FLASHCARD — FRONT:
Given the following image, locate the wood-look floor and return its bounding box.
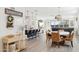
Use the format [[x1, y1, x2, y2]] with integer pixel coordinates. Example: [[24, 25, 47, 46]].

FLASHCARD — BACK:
[[22, 33, 79, 52]]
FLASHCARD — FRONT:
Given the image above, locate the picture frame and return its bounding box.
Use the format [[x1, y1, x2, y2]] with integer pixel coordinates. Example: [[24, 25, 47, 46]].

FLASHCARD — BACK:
[[6, 16, 14, 28], [5, 8, 23, 17]]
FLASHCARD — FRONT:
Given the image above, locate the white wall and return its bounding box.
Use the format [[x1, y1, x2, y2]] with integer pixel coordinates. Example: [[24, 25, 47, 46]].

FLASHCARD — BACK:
[[0, 7, 26, 36]]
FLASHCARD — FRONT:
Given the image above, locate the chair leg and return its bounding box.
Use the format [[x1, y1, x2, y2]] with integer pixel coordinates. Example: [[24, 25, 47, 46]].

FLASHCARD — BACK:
[[46, 38, 48, 44], [71, 41, 73, 47], [46, 38, 50, 43], [51, 41, 54, 46], [46, 38, 50, 47], [58, 42, 60, 48]]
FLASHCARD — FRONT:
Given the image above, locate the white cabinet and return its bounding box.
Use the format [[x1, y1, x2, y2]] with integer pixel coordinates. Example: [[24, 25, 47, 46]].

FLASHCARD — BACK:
[[51, 20, 74, 28]]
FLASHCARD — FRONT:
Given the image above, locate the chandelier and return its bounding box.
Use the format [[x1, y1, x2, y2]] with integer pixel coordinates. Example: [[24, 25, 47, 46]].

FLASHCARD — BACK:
[[55, 14, 62, 20], [55, 7, 62, 20]]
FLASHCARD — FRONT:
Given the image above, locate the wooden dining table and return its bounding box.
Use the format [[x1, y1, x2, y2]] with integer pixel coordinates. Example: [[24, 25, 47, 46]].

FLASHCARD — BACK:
[[59, 31, 70, 46], [51, 31, 70, 47], [47, 31, 71, 47], [59, 31, 69, 36]]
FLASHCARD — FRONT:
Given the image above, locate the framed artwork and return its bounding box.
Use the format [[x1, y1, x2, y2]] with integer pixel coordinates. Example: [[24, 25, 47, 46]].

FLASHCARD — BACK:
[[6, 16, 14, 28]]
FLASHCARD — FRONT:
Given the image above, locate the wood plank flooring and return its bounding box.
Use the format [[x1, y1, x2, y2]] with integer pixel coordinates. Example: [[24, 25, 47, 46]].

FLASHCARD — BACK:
[[22, 33, 79, 52]]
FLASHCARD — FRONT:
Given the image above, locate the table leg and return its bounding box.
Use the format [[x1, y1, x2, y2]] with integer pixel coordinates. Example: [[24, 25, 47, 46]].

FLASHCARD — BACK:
[[60, 40, 69, 47], [7, 43, 9, 52]]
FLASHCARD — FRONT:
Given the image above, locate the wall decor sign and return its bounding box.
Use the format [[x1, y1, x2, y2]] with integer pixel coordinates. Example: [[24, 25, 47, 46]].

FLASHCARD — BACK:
[[7, 16, 14, 28], [5, 8, 23, 17]]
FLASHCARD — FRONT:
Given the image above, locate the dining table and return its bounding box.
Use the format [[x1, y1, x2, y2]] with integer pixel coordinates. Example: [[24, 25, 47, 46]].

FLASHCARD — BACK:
[[59, 31, 69, 36], [59, 31, 70, 47]]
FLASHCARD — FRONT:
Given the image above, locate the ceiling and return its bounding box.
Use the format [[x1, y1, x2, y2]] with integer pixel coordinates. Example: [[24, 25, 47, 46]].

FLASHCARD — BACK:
[[25, 7, 78, 17]]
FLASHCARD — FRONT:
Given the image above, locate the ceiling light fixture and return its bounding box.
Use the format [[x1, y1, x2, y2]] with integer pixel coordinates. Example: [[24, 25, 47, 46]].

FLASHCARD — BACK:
[[55, 7, 62, 20]]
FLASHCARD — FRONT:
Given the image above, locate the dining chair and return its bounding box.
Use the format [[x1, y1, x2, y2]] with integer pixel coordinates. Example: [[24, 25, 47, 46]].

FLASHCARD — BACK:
[[46, 32, 52, 43], [64, 32, 74, 47], [51, 31, 63, 48], [46, 32, 52, 47]]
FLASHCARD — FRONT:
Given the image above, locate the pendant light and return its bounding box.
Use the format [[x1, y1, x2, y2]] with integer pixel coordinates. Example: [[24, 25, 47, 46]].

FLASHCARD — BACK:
[[55, 7, 62, 20]]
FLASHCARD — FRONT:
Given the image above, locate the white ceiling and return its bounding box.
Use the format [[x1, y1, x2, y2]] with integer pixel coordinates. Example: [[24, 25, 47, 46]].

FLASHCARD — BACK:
[[25, 7, 78, 17]]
